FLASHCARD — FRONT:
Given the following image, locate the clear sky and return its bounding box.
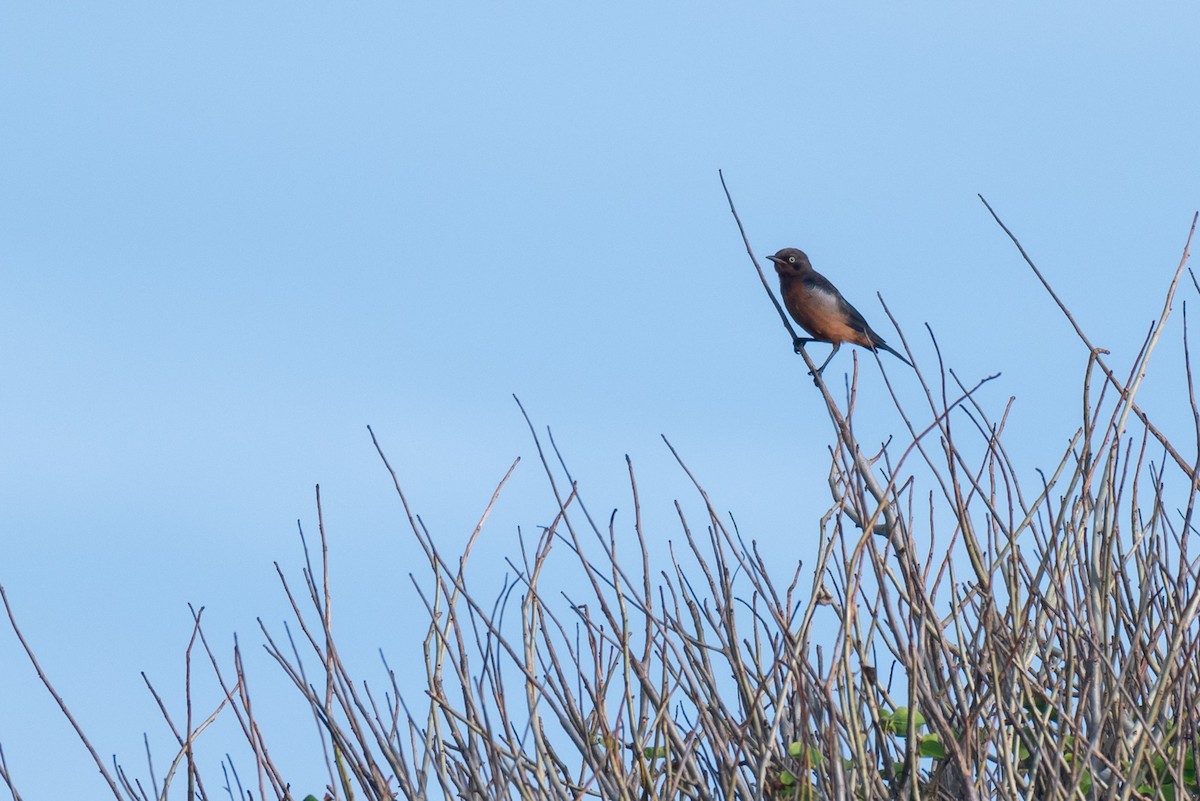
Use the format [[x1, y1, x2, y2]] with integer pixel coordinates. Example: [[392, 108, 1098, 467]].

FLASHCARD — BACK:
[[2, 3, 1198, 798]]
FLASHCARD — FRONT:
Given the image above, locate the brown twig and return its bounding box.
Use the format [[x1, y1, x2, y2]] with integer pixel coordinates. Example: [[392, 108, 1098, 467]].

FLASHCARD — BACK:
[[0, 584, 125, 800], [980, 195, 1198, 485]]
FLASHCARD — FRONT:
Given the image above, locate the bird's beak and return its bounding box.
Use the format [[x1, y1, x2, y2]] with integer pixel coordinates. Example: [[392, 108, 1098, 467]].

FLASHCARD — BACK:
[[766, 255, 783, 265]]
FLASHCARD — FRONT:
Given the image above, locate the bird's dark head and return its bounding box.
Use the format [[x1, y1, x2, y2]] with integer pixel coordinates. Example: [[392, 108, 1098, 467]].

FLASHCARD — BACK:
[[767, 248, 812, 276]]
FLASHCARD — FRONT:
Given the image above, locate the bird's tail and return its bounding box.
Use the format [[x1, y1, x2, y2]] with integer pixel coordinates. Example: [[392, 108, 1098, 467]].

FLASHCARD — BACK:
[[875, 342, 913, 368]]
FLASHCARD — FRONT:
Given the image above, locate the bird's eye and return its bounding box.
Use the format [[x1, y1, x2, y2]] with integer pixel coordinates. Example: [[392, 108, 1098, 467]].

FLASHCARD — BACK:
[[788, 255, 797, 263]]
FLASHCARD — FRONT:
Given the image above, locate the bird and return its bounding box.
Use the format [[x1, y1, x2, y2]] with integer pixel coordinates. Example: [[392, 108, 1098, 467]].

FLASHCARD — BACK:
[[766, 247, 912, 376]]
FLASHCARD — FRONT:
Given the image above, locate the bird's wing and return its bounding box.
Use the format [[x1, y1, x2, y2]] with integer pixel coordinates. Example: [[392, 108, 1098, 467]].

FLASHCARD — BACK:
[[803, 273, 875, 337], [802, 270, 909, 364]]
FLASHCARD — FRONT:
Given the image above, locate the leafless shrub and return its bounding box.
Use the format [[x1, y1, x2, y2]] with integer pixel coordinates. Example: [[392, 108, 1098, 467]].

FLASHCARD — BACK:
[[2, 194, 1198, 801]]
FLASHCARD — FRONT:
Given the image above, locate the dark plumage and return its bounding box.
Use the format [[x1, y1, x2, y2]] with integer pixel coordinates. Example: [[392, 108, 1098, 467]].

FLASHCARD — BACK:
[[767, 247, 911, 375]]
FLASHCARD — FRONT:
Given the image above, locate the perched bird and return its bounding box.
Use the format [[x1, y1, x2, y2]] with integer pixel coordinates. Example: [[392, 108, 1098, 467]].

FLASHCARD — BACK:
[[767, 247, 912, 376]]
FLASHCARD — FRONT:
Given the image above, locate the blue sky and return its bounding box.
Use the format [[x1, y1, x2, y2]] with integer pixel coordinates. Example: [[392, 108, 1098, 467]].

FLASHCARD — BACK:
[[2, 3, 1199, 798]]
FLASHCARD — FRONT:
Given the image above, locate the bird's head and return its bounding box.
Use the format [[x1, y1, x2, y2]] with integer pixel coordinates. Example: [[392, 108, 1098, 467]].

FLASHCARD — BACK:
[[767, 248, 812, 276]]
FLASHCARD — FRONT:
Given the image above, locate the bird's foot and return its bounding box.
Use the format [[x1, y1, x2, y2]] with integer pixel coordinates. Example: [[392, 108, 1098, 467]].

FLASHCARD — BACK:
[[792, 336, 813, 354]]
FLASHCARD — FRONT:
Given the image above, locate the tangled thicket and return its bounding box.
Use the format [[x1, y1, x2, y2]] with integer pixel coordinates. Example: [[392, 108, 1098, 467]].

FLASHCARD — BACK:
[[2, 200, 1198, 801]]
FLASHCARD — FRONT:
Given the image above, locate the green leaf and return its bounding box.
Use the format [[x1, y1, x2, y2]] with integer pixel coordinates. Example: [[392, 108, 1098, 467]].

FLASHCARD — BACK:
[[1012, 732, 1031, 762], [883, 707, 926, 735], [919, 734, 947, 759], [642, 746, 669, 759], [1142, 783, 1176, 801], [591, 733, 618, 750], [786, 742, 824, 764], [1022, 689, 1058, 721], [779, 770, 796, 786]]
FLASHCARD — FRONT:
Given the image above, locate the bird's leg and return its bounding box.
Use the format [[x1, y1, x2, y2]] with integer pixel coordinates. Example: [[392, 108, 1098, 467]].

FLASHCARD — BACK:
[[810, 343, 841, 376], [792, 336, 815, 354]]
